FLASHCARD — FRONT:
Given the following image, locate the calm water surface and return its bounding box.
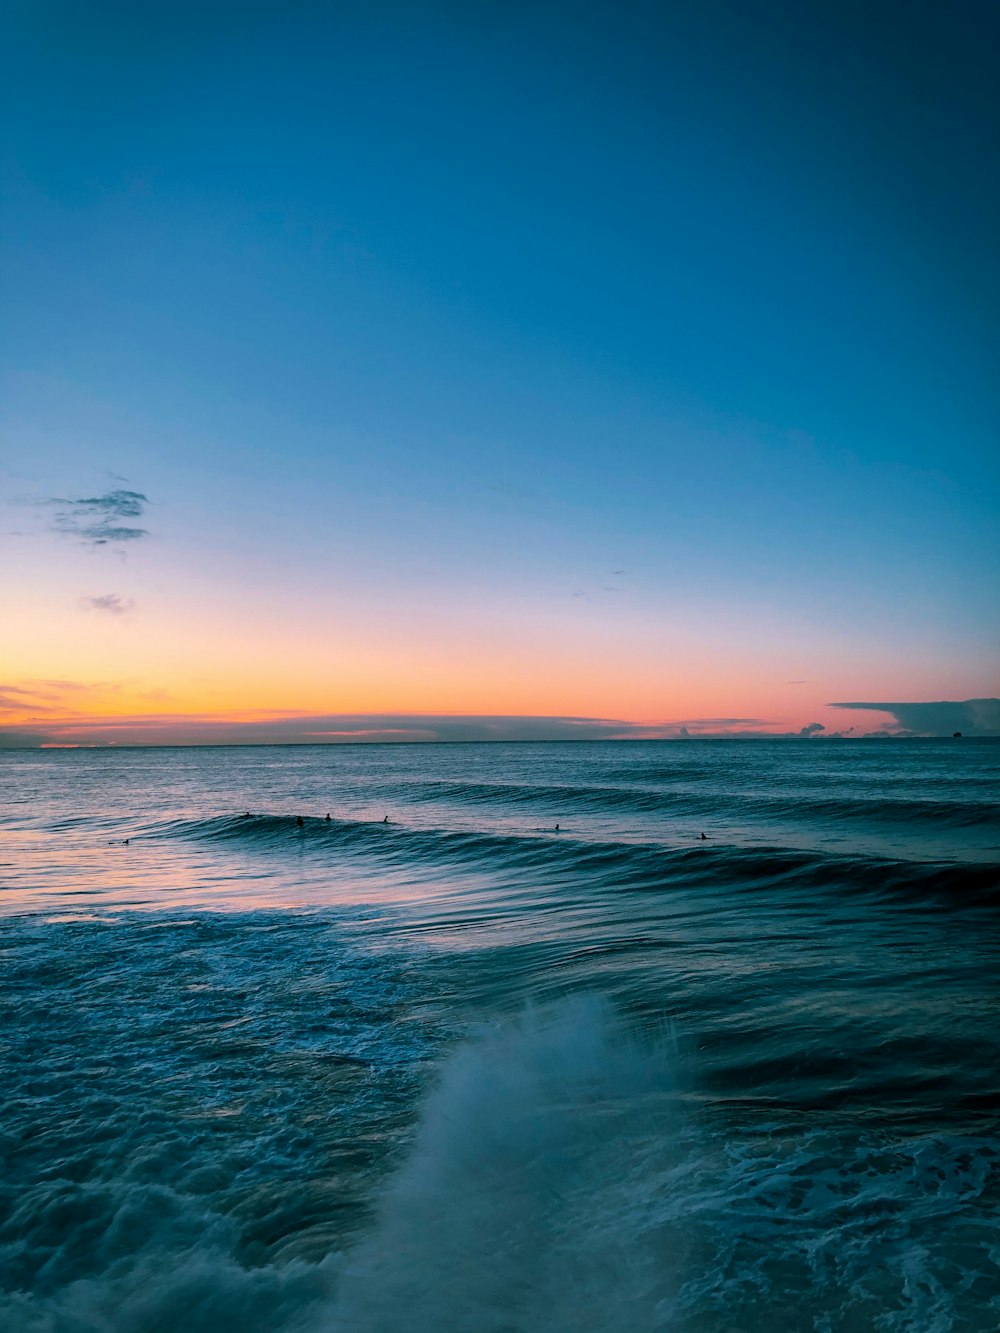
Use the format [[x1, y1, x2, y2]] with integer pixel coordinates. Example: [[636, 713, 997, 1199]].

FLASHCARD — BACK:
[[1, 740, 998, 1331]]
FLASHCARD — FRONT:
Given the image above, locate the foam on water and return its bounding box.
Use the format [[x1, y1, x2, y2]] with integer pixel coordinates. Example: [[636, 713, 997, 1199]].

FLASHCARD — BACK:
[[331, 997, 683, 1331], [1, 742, 998, 1329], [4, 983, 996, 1332], [330, 1001, 1000, 1333]]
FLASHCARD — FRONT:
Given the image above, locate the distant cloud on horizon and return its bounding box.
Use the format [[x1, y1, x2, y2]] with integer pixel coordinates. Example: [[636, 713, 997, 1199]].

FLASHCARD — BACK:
[[0, 711, 645, 748], [0, 708, 846, 748], [830, 698, 1000, 736], [3, 690, 997, 748]]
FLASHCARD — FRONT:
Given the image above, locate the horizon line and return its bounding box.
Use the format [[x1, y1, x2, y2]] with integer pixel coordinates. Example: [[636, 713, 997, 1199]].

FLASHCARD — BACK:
[[5, 735, 989, 753]]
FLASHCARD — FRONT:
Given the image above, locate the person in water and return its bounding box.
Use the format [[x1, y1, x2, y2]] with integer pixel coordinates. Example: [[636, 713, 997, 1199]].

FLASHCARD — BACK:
[[555, 823, 560, 831], [325, 813, 331, 821], [383, 815, 389, 823], [699, 832, 707, 840], [296, 816, 304, 828]]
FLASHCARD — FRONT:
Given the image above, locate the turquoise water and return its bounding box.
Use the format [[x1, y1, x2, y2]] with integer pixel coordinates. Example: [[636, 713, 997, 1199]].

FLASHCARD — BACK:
[[1, 740, 998, 1330]]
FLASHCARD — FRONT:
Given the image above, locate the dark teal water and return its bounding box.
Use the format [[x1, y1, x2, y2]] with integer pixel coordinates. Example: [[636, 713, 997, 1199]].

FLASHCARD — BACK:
[[1, 740, 998, 1330]]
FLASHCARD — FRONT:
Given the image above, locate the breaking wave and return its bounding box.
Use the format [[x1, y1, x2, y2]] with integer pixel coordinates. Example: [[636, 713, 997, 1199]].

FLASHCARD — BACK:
[[2, 741, 998, 1330], [4, 994, 997, 1332]]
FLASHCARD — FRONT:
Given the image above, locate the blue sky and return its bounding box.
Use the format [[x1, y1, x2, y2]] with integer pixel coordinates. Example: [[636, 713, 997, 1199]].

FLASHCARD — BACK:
[[2, 1, 998, 742]]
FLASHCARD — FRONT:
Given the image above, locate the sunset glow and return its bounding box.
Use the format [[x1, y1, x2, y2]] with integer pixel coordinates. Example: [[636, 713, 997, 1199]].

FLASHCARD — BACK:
[[2, 3, 997, 744]]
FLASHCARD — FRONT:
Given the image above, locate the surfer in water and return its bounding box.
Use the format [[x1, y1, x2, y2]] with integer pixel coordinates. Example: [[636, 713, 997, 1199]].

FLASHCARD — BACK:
[[382, 815, 390, 824], [699, 832, 707, 840], [295, 816, 304, 829], [325, 813, 331, 821]]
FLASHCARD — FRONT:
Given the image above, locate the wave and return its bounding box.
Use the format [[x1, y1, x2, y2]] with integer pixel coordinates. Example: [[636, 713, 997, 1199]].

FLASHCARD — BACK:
[[151, 813, 1000, 906], [329, 1000, 1000, 1332], [362, 778, 1000, 829], [9, 998, 990, 1331], [330, 998, 684, 1331]]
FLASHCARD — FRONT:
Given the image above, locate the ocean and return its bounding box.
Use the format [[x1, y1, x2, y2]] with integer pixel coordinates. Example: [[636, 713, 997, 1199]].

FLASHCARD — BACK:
[[1, 738, 998, 1331]]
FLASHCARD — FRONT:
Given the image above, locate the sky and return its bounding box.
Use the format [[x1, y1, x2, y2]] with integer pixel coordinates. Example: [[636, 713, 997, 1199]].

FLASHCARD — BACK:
[[2, 0, 998, 745]]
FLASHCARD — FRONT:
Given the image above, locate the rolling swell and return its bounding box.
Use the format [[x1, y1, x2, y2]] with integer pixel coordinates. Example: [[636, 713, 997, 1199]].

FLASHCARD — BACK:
[[339, 778, 1000, 829], [162, 813, 1000, 906]]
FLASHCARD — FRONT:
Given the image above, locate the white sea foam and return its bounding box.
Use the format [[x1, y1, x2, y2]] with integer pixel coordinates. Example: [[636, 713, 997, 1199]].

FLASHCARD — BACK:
[[329, 997, 684, 1332], [326, 998, 1000, 1332], [2, 989, 997, 1331]]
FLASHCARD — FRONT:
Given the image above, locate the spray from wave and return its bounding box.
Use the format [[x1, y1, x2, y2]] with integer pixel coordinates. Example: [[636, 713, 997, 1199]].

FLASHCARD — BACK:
[[2, 980, 997, 1332], [329, 997, 684, 1332], [326, 1001, 999, 1333]]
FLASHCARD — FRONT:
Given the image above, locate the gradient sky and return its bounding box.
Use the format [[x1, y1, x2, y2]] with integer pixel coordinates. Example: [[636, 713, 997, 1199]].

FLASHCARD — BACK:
[[2, 0, 998, 744]]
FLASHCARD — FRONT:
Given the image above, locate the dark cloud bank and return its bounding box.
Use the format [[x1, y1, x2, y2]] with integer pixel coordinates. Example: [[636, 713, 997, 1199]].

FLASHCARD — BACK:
[[831, 699, 1000, 737], [2, 714, 648, 748], [1, 702, 997, 748]]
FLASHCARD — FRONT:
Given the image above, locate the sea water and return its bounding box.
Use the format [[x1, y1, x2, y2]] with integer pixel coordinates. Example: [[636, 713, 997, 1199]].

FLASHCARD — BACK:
[[1, 739, 998, 1331]]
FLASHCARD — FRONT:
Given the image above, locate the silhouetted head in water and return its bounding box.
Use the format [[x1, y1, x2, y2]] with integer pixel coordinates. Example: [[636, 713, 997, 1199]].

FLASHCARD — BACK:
[[296, 816, 304, 828], [699, 832, 707, 840], [383, 815, 389, 823], [555, 823, 560, 831], [325, 813, 331, 821]]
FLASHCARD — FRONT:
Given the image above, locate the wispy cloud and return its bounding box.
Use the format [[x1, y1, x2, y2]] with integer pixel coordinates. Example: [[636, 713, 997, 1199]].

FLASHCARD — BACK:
[[32, 489, 150, 546], [0, 679, 121, 720], [82, 594, 135, 616], [569, 570, 629, 601], [0, 690, 43, 714], [830, 699, 1000, 736]]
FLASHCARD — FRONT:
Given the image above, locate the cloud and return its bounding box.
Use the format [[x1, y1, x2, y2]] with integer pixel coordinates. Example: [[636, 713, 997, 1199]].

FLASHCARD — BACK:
[[14, 696, 989, 748], [256, 714, 644, 744], [0, 711, 645, 748], [0, 729, 48, 748], [35, 490, 150, 546], [0, 707, 793, 748], [830, 699, 1000, 736], [0, 679, 122, 722], [0, 690, 40, 714], [0, 681, 66, 715], [82, 594, 135, 616], [0, 687, 45, 709]]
